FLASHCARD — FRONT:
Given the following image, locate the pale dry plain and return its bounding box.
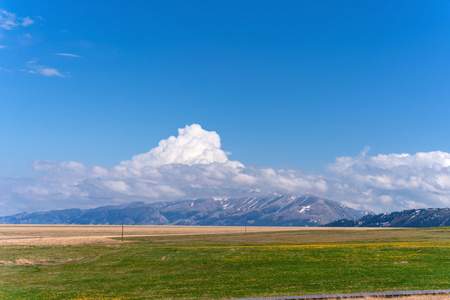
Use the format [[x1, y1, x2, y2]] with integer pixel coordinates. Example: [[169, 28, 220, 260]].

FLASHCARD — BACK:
[[0, 225, 386, 246], [1, 225, 448, 300]]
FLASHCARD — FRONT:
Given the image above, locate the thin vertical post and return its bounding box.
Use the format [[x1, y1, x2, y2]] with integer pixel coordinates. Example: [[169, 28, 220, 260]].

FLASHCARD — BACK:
[[122, 225, 124, 242]]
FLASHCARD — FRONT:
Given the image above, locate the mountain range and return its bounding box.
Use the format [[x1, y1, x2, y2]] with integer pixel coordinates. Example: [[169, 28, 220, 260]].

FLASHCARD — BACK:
[[324, 208, 450, 227], [0, 194, 370, 226]]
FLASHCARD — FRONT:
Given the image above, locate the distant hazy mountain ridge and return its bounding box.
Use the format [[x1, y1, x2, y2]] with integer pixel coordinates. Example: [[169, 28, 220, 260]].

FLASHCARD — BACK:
[[324, 208, 450, 227], [0, 194, 369, 226]]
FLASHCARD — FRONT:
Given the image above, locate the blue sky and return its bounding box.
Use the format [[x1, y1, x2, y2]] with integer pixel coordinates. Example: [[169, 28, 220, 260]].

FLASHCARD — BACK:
[[1, 1, 450, 215]]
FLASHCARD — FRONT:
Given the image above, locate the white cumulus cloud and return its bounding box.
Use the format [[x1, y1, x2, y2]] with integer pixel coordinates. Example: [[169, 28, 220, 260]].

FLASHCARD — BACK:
[[120, 124, 232, 169]]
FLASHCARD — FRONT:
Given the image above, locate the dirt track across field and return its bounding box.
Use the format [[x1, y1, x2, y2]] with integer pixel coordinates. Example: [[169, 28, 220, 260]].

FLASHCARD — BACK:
[[0, 225, 389, 246], [329, 296, 449, 300], [244, 292, 450, 299], [361, 296, 449, 300]]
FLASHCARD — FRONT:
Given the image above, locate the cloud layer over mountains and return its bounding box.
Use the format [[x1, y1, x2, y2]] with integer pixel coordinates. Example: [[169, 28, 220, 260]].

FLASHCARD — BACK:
[[2, 124, 450, 215]]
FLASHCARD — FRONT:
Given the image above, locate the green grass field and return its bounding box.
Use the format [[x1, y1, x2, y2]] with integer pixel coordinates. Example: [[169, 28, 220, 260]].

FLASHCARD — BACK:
[[1, 227, 450, 299]]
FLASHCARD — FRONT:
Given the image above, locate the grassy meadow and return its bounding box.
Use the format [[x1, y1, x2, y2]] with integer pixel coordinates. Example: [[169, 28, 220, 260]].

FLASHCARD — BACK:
[[0, 227, 449, 299]]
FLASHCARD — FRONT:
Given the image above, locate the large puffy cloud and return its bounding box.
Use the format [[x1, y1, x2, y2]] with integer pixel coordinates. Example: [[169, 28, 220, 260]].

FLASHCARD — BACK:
[[119, 124, 233, 169], [2, 124, 450, 216]]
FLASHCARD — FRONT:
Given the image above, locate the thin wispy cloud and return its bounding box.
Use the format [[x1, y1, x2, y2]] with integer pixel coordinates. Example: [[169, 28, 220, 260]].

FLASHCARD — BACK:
[[2, 124, 450, 216], [25, 61, 66, 77], [54, 53, 81, 58], [0, 11, 72, 78], [0, 66, 12, 72], [35, 66, 65, 77], [0, 9, 35, 30], [20, 17, 34, 27]]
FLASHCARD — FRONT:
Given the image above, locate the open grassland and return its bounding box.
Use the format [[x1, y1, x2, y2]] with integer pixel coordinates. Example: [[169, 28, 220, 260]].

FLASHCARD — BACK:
[[0, 226, 449, 299]]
